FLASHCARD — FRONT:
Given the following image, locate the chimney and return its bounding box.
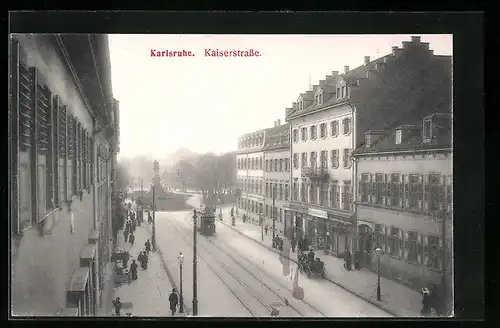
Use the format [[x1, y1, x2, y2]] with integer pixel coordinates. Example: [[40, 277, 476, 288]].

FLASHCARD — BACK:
[[277, 119, 281, 126], [392, 46, 403, 58], [331, 70, 339, 77], [402, 41, 411, 49], [364, 56, 370, 65], [344, 65, 349, 74], [411, 36, 421, 44], [364, 130, 385, 148]]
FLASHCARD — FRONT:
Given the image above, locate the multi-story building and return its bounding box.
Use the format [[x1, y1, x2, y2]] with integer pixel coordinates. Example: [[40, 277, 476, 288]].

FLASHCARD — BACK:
[[285, 36, 452, 263], [263, 120, 290, 235], [236, 129, 265, 218], [9, 34, 118, 316], [353, 112, 452, 304]]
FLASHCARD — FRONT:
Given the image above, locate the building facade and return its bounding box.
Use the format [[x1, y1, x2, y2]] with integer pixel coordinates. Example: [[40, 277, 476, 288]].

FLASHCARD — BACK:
[[263, 120, 290, 235], [236, 130, 265, 219], [353, 112, 452, 301], [284, 36, 451, 266], [9, 34, 118, 316]]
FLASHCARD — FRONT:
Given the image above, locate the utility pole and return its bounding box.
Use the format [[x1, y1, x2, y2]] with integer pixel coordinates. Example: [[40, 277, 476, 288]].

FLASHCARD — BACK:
[[152, 183, 156, 251], [272, 184, 276, 243], [192, 210, 199, 315]]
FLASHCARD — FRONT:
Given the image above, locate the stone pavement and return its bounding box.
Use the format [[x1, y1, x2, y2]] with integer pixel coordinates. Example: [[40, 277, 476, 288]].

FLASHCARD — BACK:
[[221, 206, 423, 317], [107, 211, 186, 317]]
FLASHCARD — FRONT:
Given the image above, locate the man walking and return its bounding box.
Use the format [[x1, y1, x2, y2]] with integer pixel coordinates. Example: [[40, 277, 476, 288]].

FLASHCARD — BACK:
[[169, 288, 179, 316]]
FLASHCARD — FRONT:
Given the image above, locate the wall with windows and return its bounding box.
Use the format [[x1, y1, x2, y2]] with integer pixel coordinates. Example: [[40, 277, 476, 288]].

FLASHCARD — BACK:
[[10, 35, 114, 316], [355, 150, 452, 289], [264, 149, 289, 229], [289, 105, 354, 211]]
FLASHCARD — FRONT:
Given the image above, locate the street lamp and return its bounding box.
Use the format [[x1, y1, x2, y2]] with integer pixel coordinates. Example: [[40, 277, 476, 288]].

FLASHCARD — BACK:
[[178, 252, 184, 313], [374, 247, 383, 301], [192, 210, 199, 315]]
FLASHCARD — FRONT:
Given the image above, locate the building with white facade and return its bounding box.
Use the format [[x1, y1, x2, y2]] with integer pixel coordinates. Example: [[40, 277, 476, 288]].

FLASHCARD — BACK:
[[285, 36, 452, 267], [236, 129, 265, 218], [353, 111, 452, 306], [263, 120, 290, 236]]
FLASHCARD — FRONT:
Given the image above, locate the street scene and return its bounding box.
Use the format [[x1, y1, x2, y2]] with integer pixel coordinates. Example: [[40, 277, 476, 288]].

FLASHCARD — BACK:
[[9, 30, 453, 318]]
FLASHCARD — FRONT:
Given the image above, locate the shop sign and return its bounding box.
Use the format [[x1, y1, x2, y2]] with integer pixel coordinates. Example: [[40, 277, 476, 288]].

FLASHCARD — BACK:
[[309, 208, 327, 219]]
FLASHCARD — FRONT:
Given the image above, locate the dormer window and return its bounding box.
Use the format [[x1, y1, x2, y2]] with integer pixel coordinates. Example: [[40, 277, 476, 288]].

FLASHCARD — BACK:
[[365, 134, 372, 147], [316, 89, 323, 106], [395, 129, 402, 145], [298, 97, 304, 111], [423, 119, 432, 143]]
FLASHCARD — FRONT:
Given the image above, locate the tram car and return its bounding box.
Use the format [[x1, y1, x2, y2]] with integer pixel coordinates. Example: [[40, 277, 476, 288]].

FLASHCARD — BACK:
[[196, 205, 216, 236]]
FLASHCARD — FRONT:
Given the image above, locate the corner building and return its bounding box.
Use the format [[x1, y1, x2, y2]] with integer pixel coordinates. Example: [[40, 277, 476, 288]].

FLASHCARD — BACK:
[[285, 36, 451, 262], [9, 34, 119, 316]]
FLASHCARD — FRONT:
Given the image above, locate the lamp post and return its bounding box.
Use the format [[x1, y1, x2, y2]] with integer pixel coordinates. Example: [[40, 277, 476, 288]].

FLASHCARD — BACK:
[[192, 210, 199, 315], [152, 183, 156, 252], [178, 252, 184, 313], [260, 212, 264, 241], [374, 247, 383, 301]]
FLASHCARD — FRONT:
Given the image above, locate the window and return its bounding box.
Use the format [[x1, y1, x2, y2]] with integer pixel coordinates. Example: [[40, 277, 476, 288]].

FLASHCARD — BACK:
[[316, 90, 323, 105], [260, 157, 263, 170], [293, 129, 298, 142], [265, 160, 269, 171], [301, 153, 307, 168], [285, 158, 289, 172], [375, 174, 384, 205], [320, 123, 327, 138], [342, 182, 352, 210], [310, 183, 317, 204], [342, 117, 352, 135], [293, 182, 298, 201], [390, 173, 400, 206], [423, 119, 432, 142], [331, 183, 340, 208], [408, 174, 422, 209], [310, 125, 317, 140], [301, 127, 307, 141], [298, 100, 304, 111], [395, 130, 402, 144], [67, 115, 75, 197], [320, 182, 328, 206], [343, 149, 352, 168], [427, 173, 445, 212], [285, 184, 289, 201], [279, 184, 283, 200], [407, 231, 418, 263], [260, 180, 263, 195], [293, 154, 299, 169], [320, 151, 328, 168], [446, 175, 453, 212], [388, 227, 401, 257], [38, 85, 55, 214], [330, 149, 339, 168], [336, 88, 340, 99], [274, 159, 278, 172], [301, 182, 307, 203], [279, 159, 283, 172], [270, 159, 273, 172], [360, 174, 370, 202], [330, 121, 339, 137], [374, 224, 385, 249], [426, 235, 441, 270], [310, 152, 317, 168]]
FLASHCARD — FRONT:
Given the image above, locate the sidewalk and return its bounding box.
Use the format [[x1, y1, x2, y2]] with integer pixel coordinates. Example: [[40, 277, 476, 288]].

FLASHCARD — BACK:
[[220, 207, 422, 317], [109, 218, 185, 317]]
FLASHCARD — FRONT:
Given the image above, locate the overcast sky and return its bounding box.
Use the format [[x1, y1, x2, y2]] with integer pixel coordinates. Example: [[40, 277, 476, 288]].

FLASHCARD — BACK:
[[109, 34, 452, 160]]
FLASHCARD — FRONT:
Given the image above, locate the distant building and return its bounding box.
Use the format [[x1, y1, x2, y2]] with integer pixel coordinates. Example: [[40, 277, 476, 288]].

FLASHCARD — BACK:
[[353, 112, 452, 299], [9, 34, 118, 316], [285, 36, 452, 263], [262, 120, 290, 235], [236, 129, 266, 218]]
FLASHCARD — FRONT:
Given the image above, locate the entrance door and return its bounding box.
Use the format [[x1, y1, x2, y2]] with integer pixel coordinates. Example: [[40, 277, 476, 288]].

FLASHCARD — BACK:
[[358, 225, 373, 267]]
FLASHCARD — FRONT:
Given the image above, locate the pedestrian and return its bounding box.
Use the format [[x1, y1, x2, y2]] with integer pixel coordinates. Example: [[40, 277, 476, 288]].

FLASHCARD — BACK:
[[303, 235, 309, 250], [123, 228, 129, 243], [138, 252, 145, 269], [129, 233, 135, 246], [279, 237, 284, 251], [145, 239, 151, 253], [291, 236, 296, 253], [264, 225, 268, 235], [129, 260, 138, 280], [142, 251, 149, 270], [112, 297, 122, 316], [169, 288, 179, 316]]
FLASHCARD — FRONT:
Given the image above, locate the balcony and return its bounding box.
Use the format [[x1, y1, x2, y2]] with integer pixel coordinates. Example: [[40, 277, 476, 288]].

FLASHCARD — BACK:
[[301, 166, 329, 180]]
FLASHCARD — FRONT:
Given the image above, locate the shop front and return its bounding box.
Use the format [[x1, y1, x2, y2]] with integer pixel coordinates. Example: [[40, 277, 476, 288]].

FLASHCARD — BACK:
[[325, 212, 352, 258], [308, 208, 328, 250], [286, 203, 308, 241]]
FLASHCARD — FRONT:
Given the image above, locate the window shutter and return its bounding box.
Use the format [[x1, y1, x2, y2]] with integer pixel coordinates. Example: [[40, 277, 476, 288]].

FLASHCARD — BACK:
[[417, 233, 423, 264], [439, 175, 446, 211], [403, 231, 409, 261], [371, 174, 376, 203], [367, 174, 372, 203], [398, 175, 404, 208], [423, 235, 429, 266], [446, 175, 453, 213], [423, 174, 429, 210], [387, 227, 392, 255], [403, 175, 410, 208], [357, 174, 362, 202], [336, 184, 340, 208]]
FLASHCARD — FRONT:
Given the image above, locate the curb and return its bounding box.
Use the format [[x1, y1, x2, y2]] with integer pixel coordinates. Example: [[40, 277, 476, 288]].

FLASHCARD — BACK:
[[219, 219, 400, 317], [143, 224, 190, 316]]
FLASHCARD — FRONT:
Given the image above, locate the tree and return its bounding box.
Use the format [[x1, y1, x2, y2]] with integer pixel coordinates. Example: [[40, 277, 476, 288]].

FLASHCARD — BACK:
[[116, 161, 132, 191]]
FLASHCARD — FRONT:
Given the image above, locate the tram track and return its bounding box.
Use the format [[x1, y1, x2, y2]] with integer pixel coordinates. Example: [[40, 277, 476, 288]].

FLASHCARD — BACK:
[[168, 214, 327, 317], [164, 217, 288, 317]]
